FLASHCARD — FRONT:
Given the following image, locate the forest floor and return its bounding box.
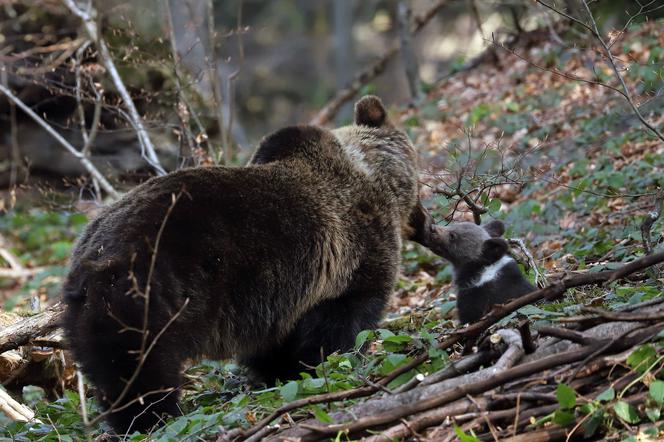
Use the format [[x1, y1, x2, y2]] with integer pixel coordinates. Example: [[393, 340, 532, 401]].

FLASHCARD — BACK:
[[0, 20, 663, 442]]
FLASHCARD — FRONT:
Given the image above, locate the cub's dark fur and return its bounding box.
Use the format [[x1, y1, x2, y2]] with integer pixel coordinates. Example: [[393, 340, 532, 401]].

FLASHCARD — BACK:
[[428, 220, 535, 323], [62, 96, 431, 435]]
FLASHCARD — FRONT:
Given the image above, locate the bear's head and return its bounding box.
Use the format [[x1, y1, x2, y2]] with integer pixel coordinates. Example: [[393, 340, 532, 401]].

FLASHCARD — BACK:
[[332, 96, 423, 240], [428, 220, 509, 267]]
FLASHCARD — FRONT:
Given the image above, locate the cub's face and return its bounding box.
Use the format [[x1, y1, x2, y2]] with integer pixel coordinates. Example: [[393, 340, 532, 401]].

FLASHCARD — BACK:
[[429, 220, 507, 267]]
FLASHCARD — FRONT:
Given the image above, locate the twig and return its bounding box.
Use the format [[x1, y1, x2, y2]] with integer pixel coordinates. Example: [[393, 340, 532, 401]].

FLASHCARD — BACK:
[[242, 424, 279, 442], [579, 307, 664, 322], [507, 238, 548, 288], [420, 351, 496, 387], [0, 60, 22, 187], [61, 0, 168, 175], [310, 0, 451, 125], [580, 0, 664, 142], [517, 320, 536, 354], [535, 325, 598, 346], [76, 369, 89, 426], [0, 83, 119, 199], [435, 186, 487, 224], [0, 238, 25, 273], [74, 40, 103, 200], [227, 382, 381, 440]]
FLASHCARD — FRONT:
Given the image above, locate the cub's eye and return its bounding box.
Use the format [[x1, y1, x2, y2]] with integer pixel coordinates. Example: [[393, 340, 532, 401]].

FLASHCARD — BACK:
[[448, 231, 456, 241]]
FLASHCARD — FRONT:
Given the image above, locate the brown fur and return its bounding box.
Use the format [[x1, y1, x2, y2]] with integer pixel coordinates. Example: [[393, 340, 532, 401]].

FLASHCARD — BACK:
[[62, 96, 430, 435]]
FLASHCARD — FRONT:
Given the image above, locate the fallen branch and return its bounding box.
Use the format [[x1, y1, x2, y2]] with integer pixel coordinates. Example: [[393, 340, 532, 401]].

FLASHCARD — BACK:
[[535, 325, 599, 346], [361, 396, 492, 442], [0, 387, 37, 422], [0, 303, 64, 355], [310, 0, 451, 125], [280, 346, 595, 439], [271, 319, 662, 440]]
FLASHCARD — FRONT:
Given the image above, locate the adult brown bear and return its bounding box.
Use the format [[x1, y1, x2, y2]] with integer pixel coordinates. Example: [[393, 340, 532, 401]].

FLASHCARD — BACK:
[[62, 96, 431, 435]]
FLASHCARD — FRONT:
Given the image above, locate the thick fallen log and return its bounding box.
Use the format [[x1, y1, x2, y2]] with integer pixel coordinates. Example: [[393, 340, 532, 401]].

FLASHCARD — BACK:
[[0, 303, 64, 354]]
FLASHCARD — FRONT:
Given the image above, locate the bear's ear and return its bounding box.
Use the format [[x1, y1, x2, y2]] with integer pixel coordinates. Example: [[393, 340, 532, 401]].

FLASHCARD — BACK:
[[483, 219, 505, 238], [355, 95, 390, 128], [482, 238, 509, 261]]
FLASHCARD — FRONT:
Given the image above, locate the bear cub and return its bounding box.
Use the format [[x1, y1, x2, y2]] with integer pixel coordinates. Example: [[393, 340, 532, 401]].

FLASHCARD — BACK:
[[428, 220, 535, 323]]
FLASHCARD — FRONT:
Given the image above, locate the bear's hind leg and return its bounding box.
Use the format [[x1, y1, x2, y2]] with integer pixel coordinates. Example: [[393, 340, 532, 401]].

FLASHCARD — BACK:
[[242, 261, 393, 383]]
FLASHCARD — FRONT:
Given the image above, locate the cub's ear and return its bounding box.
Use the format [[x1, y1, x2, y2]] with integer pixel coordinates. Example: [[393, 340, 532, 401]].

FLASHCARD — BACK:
[[483, 219, 505, 238], [354, 95, 390, 128], [482, 238, 509, 261]]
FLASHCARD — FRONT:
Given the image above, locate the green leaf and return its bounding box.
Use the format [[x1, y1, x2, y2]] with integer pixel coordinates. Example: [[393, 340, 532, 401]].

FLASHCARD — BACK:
[[487, 198, 502, 214], [280, 381, 298, 402], [505, 101, 520, 112], [613, 401, 640, 424], [467, 103, 492, 126], [454, 425, 481, 442], [646, 407, 661, 423], [383, 334, 412, 351], [354, 330, 372, 349], [626, 345, 657, 373], [387, 370, 417, 389], [649, 380, 664, 404], [383, 335, 412, 344], [582, 412, 603, 438], [556, 383, 576, 409], [310, 405, 333, 423], [596, 387, 615, 402], [553, 409, 575, 426], [377, 329, 395, 339], [302, 378, 326, 393]]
